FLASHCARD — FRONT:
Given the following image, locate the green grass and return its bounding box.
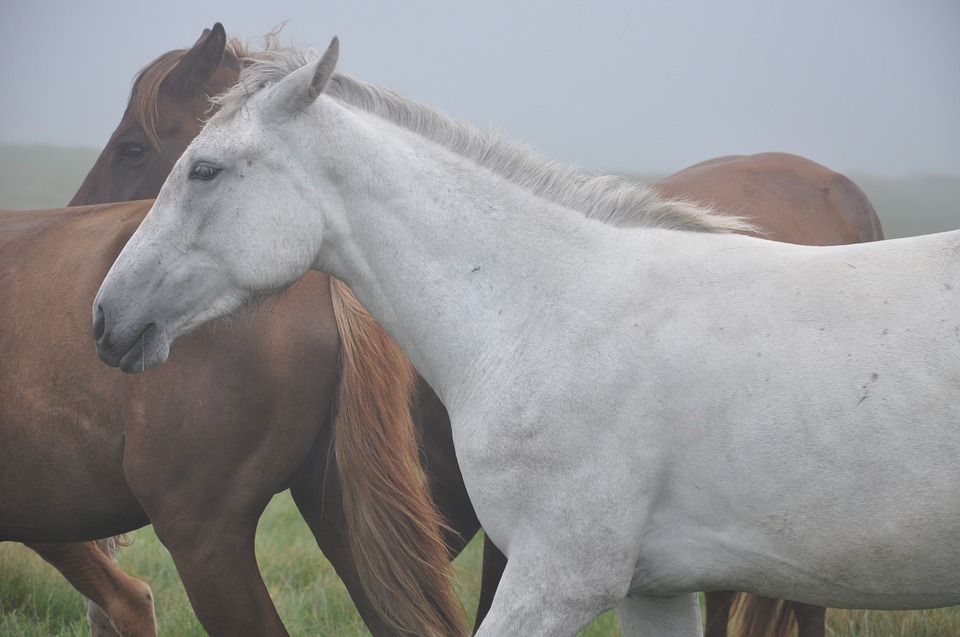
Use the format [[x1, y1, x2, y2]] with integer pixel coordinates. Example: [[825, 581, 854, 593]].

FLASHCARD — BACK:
[[826, 607, 960, 637], [3, 492, 959, 636]]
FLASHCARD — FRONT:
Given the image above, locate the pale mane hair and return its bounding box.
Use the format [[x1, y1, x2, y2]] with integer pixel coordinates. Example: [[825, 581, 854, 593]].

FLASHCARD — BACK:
[[212, 45, 757, 234]]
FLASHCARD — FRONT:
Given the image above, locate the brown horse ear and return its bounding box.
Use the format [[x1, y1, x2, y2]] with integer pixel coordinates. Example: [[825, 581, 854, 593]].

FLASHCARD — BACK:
[[164, 22, 228, 97]]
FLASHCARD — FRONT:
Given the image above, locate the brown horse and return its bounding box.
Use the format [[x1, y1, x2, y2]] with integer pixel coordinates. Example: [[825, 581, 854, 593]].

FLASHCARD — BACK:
[[6, 24, 248, 637], [1, 196, 466, 637], [11, 24, 883, 637], [0, 29, 462, 635], [656, 153, 883, 246]]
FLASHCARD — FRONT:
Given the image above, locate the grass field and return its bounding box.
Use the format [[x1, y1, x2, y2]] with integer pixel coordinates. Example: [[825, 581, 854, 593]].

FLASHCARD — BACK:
[[2, 144, 959, 635], [2, 493, 958, 636]]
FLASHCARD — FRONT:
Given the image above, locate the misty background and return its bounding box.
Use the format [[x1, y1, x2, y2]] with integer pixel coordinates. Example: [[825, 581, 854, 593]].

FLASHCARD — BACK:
[[1, 1, 957, 237], [2, 0, 959, 177]]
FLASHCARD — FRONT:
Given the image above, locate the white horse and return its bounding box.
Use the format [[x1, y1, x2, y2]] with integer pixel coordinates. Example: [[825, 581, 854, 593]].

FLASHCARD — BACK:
[[93, 39, 960, 636]]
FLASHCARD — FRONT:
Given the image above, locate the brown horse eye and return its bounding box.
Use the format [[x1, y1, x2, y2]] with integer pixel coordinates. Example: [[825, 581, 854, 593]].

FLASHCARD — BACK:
[[118, 144, 145, 163]]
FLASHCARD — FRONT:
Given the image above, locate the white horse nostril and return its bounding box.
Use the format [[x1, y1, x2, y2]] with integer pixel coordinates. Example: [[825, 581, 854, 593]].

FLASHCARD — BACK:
[[93, 305, 106, 341]]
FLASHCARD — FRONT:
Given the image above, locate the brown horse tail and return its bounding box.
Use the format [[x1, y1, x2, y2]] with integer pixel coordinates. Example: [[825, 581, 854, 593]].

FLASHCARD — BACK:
[[729, 593, 795, 637], [329, 277, 467, 637]]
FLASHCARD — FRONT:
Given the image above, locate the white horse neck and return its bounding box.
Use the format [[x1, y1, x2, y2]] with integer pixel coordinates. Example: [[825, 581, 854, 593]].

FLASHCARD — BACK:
[[326, 71, 752, 234], [308, 98, 609, 409], [221, 50, 751, 234]]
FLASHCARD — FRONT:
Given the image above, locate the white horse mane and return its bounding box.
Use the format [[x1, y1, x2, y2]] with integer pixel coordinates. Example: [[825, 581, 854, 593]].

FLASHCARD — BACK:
[[211, 46, 756, 234]]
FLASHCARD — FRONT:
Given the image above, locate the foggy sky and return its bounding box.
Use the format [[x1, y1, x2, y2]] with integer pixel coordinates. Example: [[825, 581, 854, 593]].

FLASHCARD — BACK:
[[2, 0, 958, 177]]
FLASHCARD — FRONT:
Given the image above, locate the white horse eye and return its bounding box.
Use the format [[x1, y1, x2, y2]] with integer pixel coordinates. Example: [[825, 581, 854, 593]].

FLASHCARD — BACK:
[[189, 163, 222, 181]]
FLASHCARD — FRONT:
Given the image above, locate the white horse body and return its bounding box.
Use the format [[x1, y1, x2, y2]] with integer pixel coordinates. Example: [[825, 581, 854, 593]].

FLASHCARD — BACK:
[[93, 42, 960, 635], [454, 228, 957, 574]]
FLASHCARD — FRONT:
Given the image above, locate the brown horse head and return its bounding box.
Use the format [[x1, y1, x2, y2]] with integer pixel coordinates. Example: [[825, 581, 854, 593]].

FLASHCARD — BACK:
[[69, 23, 242, 205]]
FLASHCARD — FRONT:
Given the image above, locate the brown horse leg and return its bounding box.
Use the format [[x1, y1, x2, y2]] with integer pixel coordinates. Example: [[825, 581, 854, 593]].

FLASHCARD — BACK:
[[791, 602, 826, 637], [412, 379, 495, 629], [146, 505, 288, 637], [474, 534, 508, 632], [25, 540, 156, 637], [124, 433, 290, 636], [703, 590, 735, 637]]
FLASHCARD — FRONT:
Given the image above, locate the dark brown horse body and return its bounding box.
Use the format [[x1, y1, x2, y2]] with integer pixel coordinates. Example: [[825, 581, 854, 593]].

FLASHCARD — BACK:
[[3, 201, 345, 633], [656, 152, 883, 246], [2, 203, 463, 637], [5, 24, 883, 637]]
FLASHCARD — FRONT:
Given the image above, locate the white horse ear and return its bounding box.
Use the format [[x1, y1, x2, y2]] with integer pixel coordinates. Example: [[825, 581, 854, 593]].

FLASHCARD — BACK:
[[262, 36, 339, 123]]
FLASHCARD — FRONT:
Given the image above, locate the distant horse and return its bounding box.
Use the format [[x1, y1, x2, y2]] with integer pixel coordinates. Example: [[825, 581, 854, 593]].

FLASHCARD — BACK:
[[92, 40, 960, 636], [32, 22, 883, 637]]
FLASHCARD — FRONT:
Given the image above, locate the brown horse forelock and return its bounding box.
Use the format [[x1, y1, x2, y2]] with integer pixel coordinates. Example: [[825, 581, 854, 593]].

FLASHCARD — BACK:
[[129, 38, 247, 148], [130, 50, 188, 149], [330, 279, 466, 637], [130, 34, 467, 636]]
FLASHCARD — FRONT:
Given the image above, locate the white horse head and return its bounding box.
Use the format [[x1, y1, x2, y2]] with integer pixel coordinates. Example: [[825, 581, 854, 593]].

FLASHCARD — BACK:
[[94, 39, 341, 372]]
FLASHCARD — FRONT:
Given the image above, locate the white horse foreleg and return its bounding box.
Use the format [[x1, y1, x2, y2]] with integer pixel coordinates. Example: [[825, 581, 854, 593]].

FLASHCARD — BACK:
[[473, 554, 622, 636], [616, 592, 703, 637]]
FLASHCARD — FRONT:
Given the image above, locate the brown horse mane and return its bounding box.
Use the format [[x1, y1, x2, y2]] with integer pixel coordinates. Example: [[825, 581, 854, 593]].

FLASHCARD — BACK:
[[128, 37, 250, 149], [329, 278, 466, 637], [130, 50, 181, 148]]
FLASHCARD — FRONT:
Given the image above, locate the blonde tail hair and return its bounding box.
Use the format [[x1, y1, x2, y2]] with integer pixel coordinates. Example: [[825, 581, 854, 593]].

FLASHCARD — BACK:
[[329, 277, 467, 637], [729, 593, 796, 637]]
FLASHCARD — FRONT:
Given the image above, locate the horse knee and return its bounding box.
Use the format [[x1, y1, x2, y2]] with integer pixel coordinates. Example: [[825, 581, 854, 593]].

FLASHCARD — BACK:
[[89, 577, 156, 637]]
